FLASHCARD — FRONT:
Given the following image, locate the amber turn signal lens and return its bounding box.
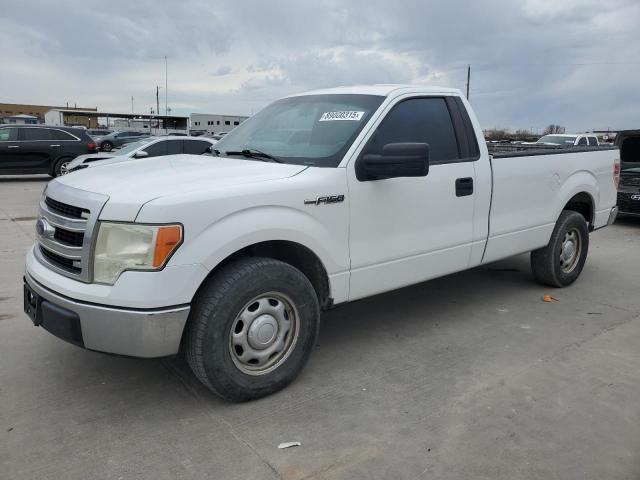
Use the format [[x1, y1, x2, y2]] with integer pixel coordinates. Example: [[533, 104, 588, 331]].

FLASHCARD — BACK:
[[153, 225, 182, 267]]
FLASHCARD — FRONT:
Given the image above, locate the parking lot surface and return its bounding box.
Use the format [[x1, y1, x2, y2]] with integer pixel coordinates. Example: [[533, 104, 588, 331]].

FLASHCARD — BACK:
[[1, 176, 639, 480]]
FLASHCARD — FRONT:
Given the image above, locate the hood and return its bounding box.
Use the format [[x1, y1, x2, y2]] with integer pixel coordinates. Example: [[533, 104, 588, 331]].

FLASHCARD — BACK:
[[54, 154, 308, 220], [67, 152, 116, 169]]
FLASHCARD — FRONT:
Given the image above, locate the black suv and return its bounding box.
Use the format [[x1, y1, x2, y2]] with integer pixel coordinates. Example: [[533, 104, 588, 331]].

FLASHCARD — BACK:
[[0, 125, 97, 177], [616, 130, 640, 217]]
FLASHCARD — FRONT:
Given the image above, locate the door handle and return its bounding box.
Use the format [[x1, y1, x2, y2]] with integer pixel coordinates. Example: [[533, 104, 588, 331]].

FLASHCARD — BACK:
[[50, 144, 61, 147], [7, 145, 20, 149], [455, 177, 474, 197]]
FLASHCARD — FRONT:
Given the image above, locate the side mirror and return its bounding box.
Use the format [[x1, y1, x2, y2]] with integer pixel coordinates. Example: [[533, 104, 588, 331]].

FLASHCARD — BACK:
[[133, 150, 149, 158], [356, 142, 430, 181]]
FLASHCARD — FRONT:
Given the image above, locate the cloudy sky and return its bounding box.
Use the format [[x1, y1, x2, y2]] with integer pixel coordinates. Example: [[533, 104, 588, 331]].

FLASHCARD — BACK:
[[2, 0, 639, 132]]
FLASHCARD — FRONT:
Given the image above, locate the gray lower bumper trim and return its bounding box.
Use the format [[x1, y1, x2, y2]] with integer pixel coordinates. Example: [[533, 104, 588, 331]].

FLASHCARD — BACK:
[[25, 273, 190, 358]]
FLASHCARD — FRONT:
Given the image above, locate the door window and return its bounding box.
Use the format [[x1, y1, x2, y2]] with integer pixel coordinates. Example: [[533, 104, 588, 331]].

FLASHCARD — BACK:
[[363, 98, 460, 163], [143, 140, 168, 157], [577, 137, 588, 146], [184, 140, 212, 154], [21, 128, 53, 141], [588, 137, 598, 146], [0, 128, 18, 141], [142, 140, 182, 157]]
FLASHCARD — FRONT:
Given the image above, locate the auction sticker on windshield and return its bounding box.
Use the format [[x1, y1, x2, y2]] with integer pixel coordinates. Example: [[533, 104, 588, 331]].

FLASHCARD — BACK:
[[319, 111, 365, 121]]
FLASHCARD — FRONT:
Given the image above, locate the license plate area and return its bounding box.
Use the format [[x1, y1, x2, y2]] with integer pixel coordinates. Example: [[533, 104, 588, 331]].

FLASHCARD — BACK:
[[23, 281, 42, 325]]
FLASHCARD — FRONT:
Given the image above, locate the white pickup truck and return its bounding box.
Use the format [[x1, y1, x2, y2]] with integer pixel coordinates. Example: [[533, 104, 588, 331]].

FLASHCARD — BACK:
[[24, 85, 619, 401]]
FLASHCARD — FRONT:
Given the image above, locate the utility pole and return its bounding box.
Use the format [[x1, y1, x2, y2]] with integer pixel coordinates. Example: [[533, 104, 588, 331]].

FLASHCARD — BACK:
[[466, 65, 471, 100], [156, 86, 160, 133], [131, 96, 134, 114], [164, 56, 168, 133]]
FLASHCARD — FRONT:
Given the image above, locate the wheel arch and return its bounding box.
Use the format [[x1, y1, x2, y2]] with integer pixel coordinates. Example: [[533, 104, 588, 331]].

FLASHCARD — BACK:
[[203, 240, 332, 310], [563, 191, 595, 227], [556, 170, 598, 228]]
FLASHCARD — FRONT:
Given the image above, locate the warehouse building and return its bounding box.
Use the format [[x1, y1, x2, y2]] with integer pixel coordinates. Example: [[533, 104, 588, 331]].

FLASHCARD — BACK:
[[190, 113, 249, 134], [0, 103, 98, 126]]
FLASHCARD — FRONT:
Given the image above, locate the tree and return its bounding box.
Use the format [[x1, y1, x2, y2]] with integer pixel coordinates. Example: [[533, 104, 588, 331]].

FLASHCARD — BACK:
[[543, 124, 566, 135]]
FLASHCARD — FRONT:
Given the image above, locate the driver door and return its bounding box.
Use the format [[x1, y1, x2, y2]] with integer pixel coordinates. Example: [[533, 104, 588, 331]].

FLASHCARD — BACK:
[[347, 96, 478, 300]]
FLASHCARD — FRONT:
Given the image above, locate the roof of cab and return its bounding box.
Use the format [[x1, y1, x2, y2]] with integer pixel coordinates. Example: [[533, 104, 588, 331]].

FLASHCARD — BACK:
[[286, 84, 462, 98]]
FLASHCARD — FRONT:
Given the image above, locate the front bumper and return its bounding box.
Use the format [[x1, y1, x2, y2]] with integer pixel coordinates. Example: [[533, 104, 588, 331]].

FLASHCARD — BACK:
[[24, 273, 190, 358]]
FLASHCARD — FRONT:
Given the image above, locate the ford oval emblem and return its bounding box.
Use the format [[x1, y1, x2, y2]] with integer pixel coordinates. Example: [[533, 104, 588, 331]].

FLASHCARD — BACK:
[[35, 218, 46, 236], [632, 194, 640, 201], [35, 218, 54, 238]]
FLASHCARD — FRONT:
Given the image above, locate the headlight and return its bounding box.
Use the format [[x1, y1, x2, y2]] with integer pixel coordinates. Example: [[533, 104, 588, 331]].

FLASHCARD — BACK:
[[93, 222, 182, 284]]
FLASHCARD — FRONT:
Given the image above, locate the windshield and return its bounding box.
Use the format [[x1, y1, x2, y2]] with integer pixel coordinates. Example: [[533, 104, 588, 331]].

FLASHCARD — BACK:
[[214, 94, 384, 167], [536, 135, 577, 145], [114, 138, 155, 155]]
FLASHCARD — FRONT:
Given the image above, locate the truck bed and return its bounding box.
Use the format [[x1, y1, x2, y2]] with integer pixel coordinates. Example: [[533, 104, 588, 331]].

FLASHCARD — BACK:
[[483, 146, 619, 264]]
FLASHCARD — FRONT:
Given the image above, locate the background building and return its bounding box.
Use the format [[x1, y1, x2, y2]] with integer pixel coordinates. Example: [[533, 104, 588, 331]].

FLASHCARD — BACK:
[[44, 109, 188, 135], [0, 102, 98, 126], [190, 113, 249, 134]]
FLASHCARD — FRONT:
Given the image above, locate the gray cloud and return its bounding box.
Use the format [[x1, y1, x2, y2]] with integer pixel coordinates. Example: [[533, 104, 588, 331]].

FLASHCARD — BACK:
[[1, 0, 638, 131]]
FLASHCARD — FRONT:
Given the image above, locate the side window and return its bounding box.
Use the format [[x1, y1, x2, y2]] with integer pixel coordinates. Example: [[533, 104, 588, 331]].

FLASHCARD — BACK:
[[577, 137, 588, 146], [0, 128, 18, 141], [363, 98, 460, 163], [167, 140, 182, 154], [50, 130, 77, 141], [22, 128, 52, 141], [184, 140, 212, 154], [143, 141, 168, 157], [588, 137, 598, 146], [225, 120, 230, 126]]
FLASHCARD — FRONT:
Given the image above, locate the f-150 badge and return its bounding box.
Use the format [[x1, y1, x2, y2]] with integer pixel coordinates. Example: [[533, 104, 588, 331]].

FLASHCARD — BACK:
[[304, 195, 345, 205]]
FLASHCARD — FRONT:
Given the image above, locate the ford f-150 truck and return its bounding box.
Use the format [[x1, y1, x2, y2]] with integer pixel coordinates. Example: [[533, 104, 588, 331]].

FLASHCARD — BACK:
[[23, 85, 620, 401]]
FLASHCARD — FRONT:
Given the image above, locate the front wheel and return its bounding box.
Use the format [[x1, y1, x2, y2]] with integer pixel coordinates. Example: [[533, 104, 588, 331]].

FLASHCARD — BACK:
[[531, 210, 589, 287], [185, 257, 320, 402], [101, 141, 113, 152]]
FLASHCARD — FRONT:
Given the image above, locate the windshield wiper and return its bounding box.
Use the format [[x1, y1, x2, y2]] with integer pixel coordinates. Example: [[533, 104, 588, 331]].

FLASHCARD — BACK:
[[224, 148, 283, 163]]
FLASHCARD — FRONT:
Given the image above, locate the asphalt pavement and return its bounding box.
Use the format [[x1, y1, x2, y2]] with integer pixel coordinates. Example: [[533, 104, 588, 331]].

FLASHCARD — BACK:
[[1, 175, 639, 479]]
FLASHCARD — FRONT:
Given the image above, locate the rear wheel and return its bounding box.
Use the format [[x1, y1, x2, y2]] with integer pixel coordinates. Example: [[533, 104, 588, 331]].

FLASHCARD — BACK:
[[52, 157, 73, 177], [101, 141, 113, 152], [531, 210, 589, 287], [185, 257, 320, 402]]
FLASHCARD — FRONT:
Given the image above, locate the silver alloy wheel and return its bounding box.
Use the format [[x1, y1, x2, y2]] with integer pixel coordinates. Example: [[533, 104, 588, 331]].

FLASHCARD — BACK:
[[559, 228, 581, 273], [229, 292, 299, 375], [59, 161, 70, 175]]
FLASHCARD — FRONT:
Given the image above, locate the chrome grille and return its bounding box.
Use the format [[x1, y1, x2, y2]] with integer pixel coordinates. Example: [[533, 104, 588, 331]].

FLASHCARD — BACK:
[[53, 228, 84, 247], [44, 196, 89, 219], [39, 246, 82, 273], [35, 182, 108, 283], [621, 176, 640, 187]]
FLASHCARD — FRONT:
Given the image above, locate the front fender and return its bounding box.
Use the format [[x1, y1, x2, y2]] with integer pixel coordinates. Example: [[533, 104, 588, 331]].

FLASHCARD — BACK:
[[190, 205, 349, 275]]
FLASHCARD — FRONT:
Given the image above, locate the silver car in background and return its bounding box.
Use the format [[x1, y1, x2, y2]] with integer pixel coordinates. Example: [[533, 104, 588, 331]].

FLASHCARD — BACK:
[[66, 136, 217, 173]]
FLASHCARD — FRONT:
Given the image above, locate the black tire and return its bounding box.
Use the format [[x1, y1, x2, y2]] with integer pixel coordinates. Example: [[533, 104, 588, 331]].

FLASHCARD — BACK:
[[531, 210, 589, 287], [52, 157, 73, 177], [185, 257, 320, 402], [101, 141, 113, 152]]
